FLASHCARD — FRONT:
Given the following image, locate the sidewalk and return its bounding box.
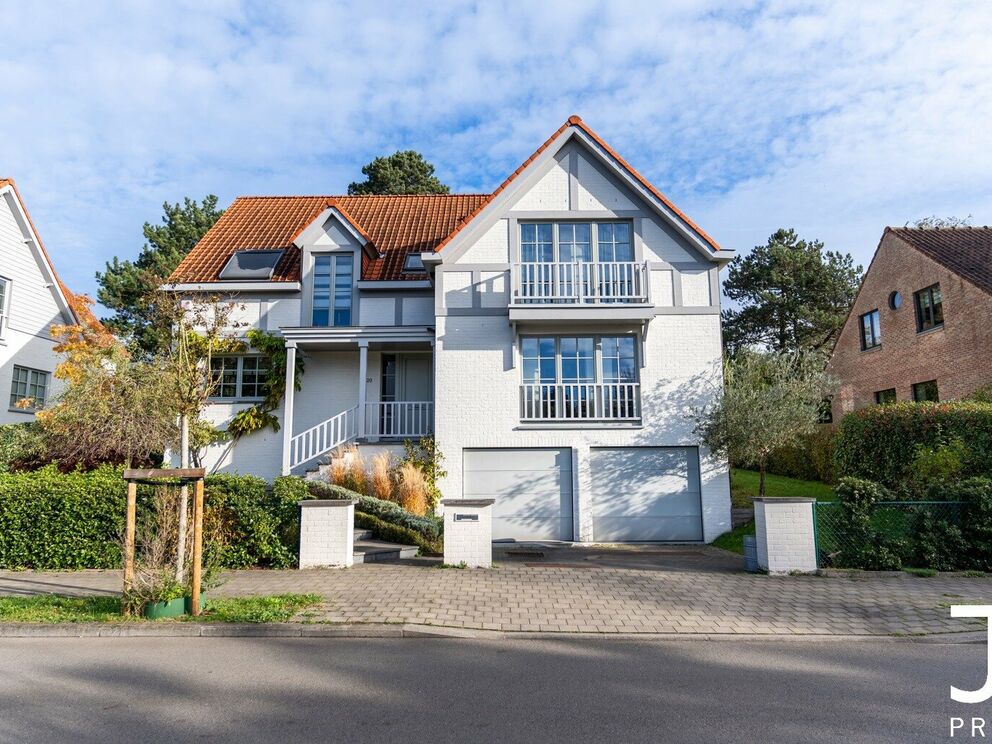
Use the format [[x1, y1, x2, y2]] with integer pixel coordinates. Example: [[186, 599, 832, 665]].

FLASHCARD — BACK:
[[0, 546, 987, 636]]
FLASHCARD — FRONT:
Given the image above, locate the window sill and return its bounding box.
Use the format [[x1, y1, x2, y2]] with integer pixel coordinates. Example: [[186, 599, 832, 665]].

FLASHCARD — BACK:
[[208, 399, 266, 405], [515, 422, 643, 431], [916, 324, 945, 337], [860, 344, 882, 353], [7, 408, 39, 415]]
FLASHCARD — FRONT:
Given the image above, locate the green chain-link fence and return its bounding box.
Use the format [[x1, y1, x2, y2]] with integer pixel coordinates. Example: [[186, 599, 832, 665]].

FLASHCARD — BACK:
[[814, 501, 967, 569]]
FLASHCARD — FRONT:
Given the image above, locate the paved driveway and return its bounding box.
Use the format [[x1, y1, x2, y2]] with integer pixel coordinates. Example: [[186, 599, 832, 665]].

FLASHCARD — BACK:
[[0, 545, 987, 636]]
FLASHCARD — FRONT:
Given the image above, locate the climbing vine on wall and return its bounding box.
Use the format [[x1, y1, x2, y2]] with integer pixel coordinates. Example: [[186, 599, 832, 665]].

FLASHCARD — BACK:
[[227, 329, 305, 438]]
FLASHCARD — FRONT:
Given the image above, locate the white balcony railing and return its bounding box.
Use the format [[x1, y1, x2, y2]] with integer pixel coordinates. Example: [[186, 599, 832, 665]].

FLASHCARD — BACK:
[[512, 261, 648, 304], [520, 382, 641, 422], [365, 401, 434, 440]]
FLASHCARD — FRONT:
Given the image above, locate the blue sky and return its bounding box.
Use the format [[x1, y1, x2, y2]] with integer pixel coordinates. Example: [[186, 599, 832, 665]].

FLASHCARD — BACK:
[[2, 1, 991, 311]]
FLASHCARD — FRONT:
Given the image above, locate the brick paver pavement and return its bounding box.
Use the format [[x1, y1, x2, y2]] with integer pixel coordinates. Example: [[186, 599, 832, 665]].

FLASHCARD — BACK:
[[0, 546, 987, 635]]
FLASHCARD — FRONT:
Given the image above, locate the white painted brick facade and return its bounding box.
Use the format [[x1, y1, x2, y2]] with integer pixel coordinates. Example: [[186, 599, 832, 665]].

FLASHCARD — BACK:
[[442, 499, 493, 568], [298, 500, 355, 568], [754, 499, 817, 574]]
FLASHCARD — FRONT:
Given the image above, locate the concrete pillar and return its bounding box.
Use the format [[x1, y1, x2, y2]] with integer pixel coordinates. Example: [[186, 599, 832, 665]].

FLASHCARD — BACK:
[[754, 497, 817, 574], [298, 499, 356, 568], [441, 498, 494, 568], [280, 342, 297, 476]]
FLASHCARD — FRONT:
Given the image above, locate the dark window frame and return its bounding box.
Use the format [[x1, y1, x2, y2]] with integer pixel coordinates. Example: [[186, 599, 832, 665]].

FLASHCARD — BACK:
[[311, 253, 354, 327], [911, 380, 939, 403], [218, 249, 285, 281], [874, 388, 897, 405], [859, 309, 881, 350], [913, 283, 944, 333]]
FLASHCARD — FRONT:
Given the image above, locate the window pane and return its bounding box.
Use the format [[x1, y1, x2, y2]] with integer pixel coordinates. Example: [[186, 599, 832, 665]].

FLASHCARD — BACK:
[[523, 358, 539, 382], [539, 337, 555, 356], [601, 358, 620, 381], [522, 338, 538, 357], [561, 358, 578, 382], [617, 336, 636, 358], [560, 337, 576, 355], [539, 358, 556, 382]]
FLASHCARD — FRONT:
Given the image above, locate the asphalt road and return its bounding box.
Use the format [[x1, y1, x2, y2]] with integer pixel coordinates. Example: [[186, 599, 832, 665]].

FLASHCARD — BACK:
[[0, 637, 986, 743]]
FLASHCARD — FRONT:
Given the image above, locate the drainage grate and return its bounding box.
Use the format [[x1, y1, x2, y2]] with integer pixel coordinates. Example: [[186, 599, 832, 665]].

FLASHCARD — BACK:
[[502, 549, 545, 558]]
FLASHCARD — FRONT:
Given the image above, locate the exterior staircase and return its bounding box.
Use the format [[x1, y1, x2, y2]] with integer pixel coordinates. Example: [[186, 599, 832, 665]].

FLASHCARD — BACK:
[[353, 528, 419, 563]]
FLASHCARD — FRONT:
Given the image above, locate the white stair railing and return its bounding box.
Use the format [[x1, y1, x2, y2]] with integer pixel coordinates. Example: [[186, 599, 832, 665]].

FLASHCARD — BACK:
[[365, 401, 434, 440], [289, 406, 358, 470]]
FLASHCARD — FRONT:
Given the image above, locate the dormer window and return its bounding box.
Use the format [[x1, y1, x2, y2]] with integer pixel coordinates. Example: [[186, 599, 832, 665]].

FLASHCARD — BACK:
[[218, 249, 284, 281], [312, 254, 353, 326], [403, 254, 425, 272]]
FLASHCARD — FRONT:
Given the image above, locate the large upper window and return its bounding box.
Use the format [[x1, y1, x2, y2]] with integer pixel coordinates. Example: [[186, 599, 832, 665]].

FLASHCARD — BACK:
[[859, 309, 881, 350], [219, 250, 284, 280], [210, 356, 270, 400], [519, 221, 632, 263], [0, 276, 9, 338], [521, 336, 637, 385], [914, 283, 944, 332], [312, 254, 353, 326], [9, 366, 48, 410]]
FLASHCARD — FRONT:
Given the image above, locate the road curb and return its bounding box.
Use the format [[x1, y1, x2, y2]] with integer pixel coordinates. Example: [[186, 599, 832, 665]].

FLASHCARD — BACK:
[[0, 623, 984, 643]]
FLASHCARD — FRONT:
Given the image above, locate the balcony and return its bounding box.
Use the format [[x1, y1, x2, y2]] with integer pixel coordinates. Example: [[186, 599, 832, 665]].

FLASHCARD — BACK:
[[520, 382, 641, 423], [508, 261, 654, 324], [364, 401, 434, 440]]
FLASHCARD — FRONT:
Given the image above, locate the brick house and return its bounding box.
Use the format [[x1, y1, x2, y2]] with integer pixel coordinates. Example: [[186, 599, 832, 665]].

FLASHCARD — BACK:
[[166, 116, 736, 543], [827, 227, 992, 420]]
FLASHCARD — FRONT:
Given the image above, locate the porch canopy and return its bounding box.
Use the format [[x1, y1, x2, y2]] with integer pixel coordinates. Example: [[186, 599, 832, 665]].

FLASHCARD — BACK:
[[278, 325, 435, 475]]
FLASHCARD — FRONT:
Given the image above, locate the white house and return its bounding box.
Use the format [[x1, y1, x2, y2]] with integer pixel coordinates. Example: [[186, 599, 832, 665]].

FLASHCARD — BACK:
[[0, 179, 95, 425], [167, 116, 735, 543]]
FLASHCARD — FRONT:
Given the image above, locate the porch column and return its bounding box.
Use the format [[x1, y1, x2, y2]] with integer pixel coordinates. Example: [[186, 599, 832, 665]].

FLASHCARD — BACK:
[[357, 341, 368, 439], [280, 342, 297, 476]]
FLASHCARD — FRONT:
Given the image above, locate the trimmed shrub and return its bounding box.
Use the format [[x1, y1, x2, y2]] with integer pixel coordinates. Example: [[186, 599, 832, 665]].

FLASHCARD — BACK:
[[203, 474, 295, 569], [933, 477, 992, 571], [0, 465, 130, 568], [305, 480, 442, 542], [355, 512, 439, 555], [763, 427, 836, 483], [830, 478, 903, 570], [834, 402, 992, 487]]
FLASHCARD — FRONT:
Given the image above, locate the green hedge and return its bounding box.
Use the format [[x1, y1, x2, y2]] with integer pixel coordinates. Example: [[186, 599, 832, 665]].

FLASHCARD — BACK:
[[834, 402, 992, 487], [0, 467, 304, 570], [0, 423, 48, 474], [0, 465, 129, 569], [764, 428, 836, 483]]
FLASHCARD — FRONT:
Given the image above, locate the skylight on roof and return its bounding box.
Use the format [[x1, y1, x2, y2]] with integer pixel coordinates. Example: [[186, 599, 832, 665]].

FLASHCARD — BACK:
[[403, 254, 425, 272], [218, 250, 285, 280]]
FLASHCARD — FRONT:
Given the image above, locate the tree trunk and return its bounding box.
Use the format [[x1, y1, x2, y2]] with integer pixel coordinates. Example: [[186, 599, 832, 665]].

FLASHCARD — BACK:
[[175, 415, 189, 583], [758, 460, 767, 499]]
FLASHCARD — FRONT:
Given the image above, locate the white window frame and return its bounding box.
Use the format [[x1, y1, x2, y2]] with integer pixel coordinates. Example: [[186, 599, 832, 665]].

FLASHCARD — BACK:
[[519, 220, 634, 263], [208, 355, 270, 401], [520, 334, 640, 386], [0, 275, 10, 341], [9, 365, 49, 412]]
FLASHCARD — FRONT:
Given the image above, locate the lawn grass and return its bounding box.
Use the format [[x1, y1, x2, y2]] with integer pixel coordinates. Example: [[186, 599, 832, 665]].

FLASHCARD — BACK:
[[712, 520, 754, 554], [0, 593, 322, 624], [731, 469, 835, 508]]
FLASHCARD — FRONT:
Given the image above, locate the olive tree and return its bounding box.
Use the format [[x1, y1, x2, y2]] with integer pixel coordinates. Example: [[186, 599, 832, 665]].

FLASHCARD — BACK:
[[692, 351, 835, 498]]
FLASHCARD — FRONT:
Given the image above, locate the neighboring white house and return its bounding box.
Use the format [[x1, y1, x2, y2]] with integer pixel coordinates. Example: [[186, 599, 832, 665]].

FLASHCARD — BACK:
[[167, 116, 735, 543], [0, 179, 95, 425]]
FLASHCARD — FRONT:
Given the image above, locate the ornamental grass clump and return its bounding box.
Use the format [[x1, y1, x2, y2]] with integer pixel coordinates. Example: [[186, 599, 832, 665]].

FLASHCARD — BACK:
[[395, 462, 428, 516], [369, 452, 393, 502]]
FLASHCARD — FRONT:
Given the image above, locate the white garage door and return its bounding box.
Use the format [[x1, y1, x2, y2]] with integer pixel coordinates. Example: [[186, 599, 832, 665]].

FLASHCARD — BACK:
[[462, 448, 573, 541], [590, 447, 703, 541]]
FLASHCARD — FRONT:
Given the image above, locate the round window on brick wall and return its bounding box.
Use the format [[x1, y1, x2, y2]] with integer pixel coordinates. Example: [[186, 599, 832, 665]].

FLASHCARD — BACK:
[[889, 291, 902, 310]]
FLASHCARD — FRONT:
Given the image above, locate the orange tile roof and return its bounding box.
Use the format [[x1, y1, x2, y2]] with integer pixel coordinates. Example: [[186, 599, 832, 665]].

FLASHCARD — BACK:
[[0, 177, 104, 330], [169, 194, 489, 283], [169, 115, 720, 284]]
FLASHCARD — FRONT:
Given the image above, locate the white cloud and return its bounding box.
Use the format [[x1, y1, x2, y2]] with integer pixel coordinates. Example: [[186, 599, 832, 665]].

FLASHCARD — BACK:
[[0, 0, 989, 302]]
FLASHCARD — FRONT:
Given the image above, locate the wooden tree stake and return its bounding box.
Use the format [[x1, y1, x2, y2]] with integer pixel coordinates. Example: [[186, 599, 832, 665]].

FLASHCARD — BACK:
[[191, 478, 204, 616], [122, 481, 137, 615]]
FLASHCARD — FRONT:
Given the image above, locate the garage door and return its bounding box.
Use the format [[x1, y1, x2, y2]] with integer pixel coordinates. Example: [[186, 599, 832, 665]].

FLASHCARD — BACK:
[[590, 447, 703, 541], [462, 448, 573, 541]]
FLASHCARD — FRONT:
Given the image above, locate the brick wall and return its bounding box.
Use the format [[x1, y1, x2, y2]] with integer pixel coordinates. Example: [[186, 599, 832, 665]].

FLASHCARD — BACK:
[[828, 232, 992, 419]]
